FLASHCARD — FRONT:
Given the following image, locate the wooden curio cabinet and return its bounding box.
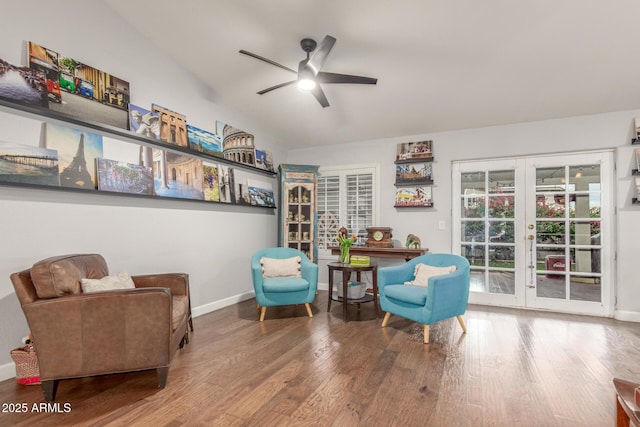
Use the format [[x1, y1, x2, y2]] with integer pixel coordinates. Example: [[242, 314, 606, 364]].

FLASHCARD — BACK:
[[278, 164, 319, 262]]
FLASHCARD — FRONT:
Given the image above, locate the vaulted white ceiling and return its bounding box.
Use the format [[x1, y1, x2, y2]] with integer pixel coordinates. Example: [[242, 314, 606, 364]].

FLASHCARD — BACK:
[[104, 0, 640, 148]]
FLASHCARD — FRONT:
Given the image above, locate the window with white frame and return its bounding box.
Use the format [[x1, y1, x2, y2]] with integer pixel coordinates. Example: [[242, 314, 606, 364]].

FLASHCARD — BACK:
[[317, 165, 377, 256]]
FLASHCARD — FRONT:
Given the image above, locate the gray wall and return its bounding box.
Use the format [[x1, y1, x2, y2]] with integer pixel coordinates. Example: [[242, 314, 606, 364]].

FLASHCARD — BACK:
[[0, 1, 283, 376], [287, 110, 640, 321]]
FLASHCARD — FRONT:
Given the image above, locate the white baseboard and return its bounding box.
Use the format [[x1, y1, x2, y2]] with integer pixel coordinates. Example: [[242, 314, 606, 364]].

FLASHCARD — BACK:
[[191, 290, 256, 318], [614, 310, 640, 323], [317, 282, 328, 291]]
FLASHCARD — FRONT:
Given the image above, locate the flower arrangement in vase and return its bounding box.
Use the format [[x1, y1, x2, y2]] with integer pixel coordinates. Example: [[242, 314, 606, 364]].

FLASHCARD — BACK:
[[337, 227, 357, 263]]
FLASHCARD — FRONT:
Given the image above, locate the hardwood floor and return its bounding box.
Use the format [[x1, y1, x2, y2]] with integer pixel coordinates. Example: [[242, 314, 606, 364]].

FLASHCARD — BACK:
[[1, 291, 639, 426]]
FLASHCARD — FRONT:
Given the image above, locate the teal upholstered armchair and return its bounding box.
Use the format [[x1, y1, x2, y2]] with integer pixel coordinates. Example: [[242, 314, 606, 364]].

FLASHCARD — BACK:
[[378, 253, 471, 343], [251, 248, 318, 321]]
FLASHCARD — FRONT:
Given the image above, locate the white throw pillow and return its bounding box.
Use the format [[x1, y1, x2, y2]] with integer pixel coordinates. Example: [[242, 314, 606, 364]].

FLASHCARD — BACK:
[[404, 264, 456, 288], [260, 256, 302, 278], [81, 271, 136, 293]]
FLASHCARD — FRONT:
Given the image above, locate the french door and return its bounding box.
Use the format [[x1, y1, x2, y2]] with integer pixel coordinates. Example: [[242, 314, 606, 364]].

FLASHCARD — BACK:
[[452, 151, 614, 317]]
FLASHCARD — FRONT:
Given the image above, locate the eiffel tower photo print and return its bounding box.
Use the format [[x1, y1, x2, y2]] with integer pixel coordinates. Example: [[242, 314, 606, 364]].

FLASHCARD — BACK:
[[44, 123, 103, 189]]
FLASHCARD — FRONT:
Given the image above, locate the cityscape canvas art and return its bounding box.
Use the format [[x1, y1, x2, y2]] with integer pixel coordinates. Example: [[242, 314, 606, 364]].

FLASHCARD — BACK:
[[187, 124, 222, 157], [394, 186, 433, 207], [97, 158, 154, 195], [44, 123, 103, 189], [29, 41, 130, 130], [152, 148, 203, 200], [0, 58, 49, 108]]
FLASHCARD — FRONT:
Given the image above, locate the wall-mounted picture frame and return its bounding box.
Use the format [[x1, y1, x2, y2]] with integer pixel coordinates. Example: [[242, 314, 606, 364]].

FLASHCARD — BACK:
[[29, 41, 130, 129], [395, 140, 433, 163], [129, 104, 160, 140], [395, 162, 433, 185], [254, 148, 274, 172], [97, 158, 154, 195], [152, 104, 188, 148], [45, 123, 103, 190], [0, 58, 49, 108], [0, 141, 59, 186], [187, 124, 222, 157], [394, 186, 433, 208]]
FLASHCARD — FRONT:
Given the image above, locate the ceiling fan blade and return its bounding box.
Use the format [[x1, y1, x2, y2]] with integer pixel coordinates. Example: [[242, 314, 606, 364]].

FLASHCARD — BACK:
[[316, 72, 378, 85], [239, 50, 297, 74], [257, 80, 297, 95], [310, 85, 330, 108], [306, 35, 336, 75]]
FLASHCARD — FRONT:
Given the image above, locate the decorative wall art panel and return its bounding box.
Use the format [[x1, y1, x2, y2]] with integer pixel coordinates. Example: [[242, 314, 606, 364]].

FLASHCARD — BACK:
[[0, 141, 59, 186], [28, 41, 130, 129], [202, 162, 220, 202], [187, 124, 222, 157], [394, 186, 433, 207], [44, 123, 103, 189], [152, 104, 188, 147], [395, 140, 433, 162], [128, 104, 160, 140], [0, 58, 49, 108], [97, 158, 154, 195], [151, 148, 203, 200]]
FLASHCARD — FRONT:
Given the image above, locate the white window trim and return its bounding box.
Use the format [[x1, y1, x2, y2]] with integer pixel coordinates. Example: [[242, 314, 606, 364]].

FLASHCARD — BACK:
[[317, 163, 380, 260]]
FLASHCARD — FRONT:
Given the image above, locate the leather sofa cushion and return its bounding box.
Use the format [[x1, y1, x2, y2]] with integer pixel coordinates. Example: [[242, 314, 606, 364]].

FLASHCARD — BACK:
[[30, 254, 109, 299], [172, 295, 189, 331]]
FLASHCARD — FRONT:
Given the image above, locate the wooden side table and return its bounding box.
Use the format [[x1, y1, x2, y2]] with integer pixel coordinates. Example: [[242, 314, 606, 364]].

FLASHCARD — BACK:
[[613, 377, 640, 426], [327, 261, 378, 322]]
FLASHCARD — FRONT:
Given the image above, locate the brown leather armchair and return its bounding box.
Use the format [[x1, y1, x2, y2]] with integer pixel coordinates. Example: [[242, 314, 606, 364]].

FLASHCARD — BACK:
[[10, 254, 192, 401]]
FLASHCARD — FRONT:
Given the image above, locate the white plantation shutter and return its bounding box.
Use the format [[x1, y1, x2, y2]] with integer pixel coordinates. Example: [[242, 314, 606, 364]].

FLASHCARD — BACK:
[[317, 166, 377, 254], [346, 173, 373, 242]]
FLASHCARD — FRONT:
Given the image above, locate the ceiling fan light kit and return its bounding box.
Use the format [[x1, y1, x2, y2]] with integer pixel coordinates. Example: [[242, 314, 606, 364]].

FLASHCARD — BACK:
[[240, 35, 377, 107]]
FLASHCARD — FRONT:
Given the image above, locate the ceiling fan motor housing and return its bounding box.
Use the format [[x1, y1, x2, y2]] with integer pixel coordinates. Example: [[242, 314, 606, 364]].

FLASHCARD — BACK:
[[300, 38, 317, 54]]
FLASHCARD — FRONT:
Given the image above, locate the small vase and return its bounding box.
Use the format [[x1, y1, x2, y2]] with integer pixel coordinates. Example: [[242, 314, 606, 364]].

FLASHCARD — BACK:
[[339, 246, 350, 263]]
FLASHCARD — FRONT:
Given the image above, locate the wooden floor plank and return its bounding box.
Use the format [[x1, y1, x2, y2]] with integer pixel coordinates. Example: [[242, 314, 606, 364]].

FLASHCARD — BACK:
[[1, 293, 639, 426]]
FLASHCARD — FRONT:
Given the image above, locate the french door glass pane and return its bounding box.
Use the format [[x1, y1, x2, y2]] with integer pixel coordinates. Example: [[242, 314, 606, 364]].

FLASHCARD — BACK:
[[460, 169, 516, 296], [534, 164, 602, 303]]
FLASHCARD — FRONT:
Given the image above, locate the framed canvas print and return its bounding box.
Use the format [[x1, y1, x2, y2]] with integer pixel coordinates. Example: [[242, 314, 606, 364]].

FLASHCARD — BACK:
[[217, 164, 235, 203], [395, 140, 433, 163], [635, 147, 640, 173], [215, 120, 256, 167], [247, 179, 276, 207], [0, 141, 59, 186], [27, 41, 61, 104], [151, 148, 203, 200], [45, 123, 103, 190], [254, 148, 275, 172], [0, 58, 49, 108], [97, 158, 153, 195], [29, 41, 130, 129], [395, 162, 433, 185], [394, 186, 433, 207], [129, 104, 160, 140], [635, 117, 640, 143], [202, 162, 220, 202], [187, 124, 222, 157], [152, 104, 188, 147]]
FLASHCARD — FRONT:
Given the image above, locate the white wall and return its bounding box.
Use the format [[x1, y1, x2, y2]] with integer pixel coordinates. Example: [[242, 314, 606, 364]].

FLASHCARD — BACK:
[[287, 110, 640, 320], [0, 0, 283, 376]]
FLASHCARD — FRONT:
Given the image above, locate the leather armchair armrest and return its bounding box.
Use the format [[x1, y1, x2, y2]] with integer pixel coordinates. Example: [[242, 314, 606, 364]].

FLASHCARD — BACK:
[[131, 273, 189, 297], [23, 287, 173, 380]]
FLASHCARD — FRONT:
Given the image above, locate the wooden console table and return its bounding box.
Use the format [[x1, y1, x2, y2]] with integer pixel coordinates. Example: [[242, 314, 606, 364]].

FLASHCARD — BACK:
[[328, 246, 427, 261]]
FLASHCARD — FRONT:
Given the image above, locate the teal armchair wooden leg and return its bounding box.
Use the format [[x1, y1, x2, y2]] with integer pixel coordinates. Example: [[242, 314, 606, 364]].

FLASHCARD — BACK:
[[457, 315, 467, 333]]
